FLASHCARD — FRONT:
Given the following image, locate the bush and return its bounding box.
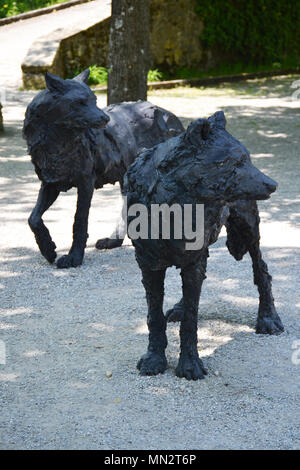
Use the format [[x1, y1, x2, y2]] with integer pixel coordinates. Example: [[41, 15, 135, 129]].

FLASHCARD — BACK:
[[147, 69, 163, 82], [71, 66, 164, 86], [0, 1, 68, 18], [196, 0, 300, 65], [88, 65, 108, 86]]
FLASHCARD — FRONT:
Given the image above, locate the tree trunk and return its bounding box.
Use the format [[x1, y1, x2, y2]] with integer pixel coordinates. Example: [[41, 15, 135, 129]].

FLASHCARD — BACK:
[[107, 0, 150, 105]]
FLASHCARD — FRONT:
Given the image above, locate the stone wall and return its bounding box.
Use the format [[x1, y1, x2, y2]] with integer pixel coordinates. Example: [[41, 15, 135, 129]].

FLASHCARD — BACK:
[[56, 17, 110, 80], [22, 3, 111, 89], [55, 0, 204, 75], [150, 0, 204, 72], [22, 0, 205, 89]]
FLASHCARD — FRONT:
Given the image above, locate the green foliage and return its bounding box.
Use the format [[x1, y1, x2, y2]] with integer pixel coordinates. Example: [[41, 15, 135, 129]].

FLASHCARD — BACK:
[[147, 69, 163, 82], [0, 1, 70, 18], [196, 0, 300, 64], [71, 67, 164, 86], [88, 65, 108, 86], [170, 57, 300, 80]]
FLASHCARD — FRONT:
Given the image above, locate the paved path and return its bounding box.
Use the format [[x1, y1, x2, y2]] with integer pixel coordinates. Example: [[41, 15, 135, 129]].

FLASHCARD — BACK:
[[0, 0, 111, 91], [0, 76, 299, 449]]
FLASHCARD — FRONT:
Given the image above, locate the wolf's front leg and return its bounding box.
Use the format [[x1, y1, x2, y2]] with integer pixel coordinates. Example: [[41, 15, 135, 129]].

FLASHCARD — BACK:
[[176, 258, 208, 380], [137, 268, 168, 376], [28, 183, 59, 263], [56, 177, 94, 269], [248, 242, 284, 335]]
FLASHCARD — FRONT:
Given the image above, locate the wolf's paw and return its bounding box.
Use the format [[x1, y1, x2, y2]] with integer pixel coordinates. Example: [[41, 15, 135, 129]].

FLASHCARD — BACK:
[[56, 252, 83, 269], [256, 315, 284, 335], [44, 248, 57, 264], [37, 238, 56, 263], [137, 351, 167, 376], [165, 301, 185, 322], [176, 354, 207, 381], [95, 238, 123, 250], [41, 243, 57, 264]]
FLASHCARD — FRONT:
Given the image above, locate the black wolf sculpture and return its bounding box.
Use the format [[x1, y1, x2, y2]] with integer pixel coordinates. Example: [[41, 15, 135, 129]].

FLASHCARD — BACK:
[[23, 70, 184, 268], [123, 111, 284, 380]]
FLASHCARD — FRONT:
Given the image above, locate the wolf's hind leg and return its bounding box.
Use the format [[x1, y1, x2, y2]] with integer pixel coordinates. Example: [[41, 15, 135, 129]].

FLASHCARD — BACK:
[[96, 186, 126, 250], [137, 268, 168, 376], [226, 201, 284, 335], [57, 177, 94, 269], [165, 298, 185, 323], [28, 183, 59, 263], [176, 256, 208, 380], [95, 236, 124, 250]]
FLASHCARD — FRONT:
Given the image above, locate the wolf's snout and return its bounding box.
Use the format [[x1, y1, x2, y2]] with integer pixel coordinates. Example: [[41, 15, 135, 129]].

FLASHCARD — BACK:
[[102, 113, 110, 124], [263, 175, 277, 194], [238, 164, 278, 200], [94, 110, 110, 128]]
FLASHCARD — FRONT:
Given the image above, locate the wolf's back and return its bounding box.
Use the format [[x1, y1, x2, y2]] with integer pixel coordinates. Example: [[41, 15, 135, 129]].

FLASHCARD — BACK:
[[104, 100, 183, 151], [95, 101, 184, 187]]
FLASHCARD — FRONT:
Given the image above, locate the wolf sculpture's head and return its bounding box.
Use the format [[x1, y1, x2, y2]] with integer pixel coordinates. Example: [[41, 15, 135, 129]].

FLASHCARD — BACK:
[[23, 69, 109, 138], [125, 111, 277, 205], [23, 70, 110, 184]]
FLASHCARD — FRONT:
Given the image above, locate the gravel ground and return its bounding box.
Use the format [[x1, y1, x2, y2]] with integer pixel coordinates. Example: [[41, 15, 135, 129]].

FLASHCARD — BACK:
[[0, 76, 299, 449]]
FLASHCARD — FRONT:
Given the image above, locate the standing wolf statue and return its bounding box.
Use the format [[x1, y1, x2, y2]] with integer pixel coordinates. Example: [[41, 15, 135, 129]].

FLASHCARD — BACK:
[[23, 70, 184, 268], [123, 112, 284, 380]]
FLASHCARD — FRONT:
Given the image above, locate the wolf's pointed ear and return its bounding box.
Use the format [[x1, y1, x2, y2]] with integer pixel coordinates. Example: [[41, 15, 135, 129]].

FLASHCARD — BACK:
[[209, 111, 226, 129], [45, 72, 66, 94], [186, 119, 211, 145], [73, 69, 90, 84]]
